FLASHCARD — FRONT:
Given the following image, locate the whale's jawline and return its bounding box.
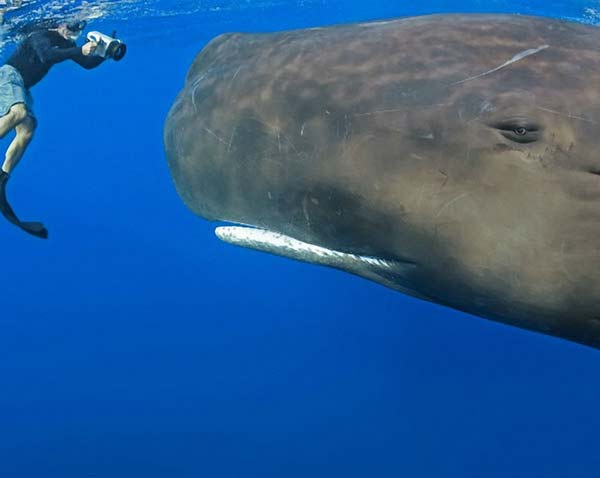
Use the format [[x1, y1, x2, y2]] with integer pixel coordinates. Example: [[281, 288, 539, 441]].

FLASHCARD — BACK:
[[214, 225, 430, 300]]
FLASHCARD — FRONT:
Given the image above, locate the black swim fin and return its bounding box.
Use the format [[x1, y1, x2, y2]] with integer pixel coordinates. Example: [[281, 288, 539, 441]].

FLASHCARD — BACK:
[[0, 171, 48, 239]]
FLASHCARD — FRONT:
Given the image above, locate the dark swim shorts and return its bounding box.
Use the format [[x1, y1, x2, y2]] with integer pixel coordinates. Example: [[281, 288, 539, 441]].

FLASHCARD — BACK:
[[0, 64, 34, 117]]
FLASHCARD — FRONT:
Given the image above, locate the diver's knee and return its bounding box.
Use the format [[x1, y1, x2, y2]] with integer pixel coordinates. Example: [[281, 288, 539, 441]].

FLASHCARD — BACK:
[[9, 103, 27, 123], [17, 118, 36, 142]]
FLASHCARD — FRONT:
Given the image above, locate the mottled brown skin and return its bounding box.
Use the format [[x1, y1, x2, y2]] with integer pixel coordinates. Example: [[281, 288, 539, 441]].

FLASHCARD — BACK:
[[164, 14, 600, 349]]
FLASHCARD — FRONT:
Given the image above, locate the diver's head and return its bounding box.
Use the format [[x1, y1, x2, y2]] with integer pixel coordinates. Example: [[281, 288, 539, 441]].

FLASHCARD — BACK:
[[57, 20, 86, 41]]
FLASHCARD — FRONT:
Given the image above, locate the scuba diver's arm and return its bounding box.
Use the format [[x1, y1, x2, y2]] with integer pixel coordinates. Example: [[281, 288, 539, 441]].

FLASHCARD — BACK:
[[29, 32, 82, 64], [70, 47, 105, 69], [30, 32, 103, 68]]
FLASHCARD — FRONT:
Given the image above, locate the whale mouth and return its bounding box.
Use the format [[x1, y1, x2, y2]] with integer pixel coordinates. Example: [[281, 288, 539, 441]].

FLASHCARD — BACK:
[[215, 225, 411, 268], [215, 225, 425, 298]]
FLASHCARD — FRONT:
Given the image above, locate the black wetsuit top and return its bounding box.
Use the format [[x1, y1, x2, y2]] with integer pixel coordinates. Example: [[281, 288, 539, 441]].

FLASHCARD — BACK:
[[5, 30, 104, 88]]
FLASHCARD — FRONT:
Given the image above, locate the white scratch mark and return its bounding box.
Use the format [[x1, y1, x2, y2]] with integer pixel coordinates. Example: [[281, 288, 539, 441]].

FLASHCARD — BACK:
[[536, 106, 561, 115], [227, 126, 237, 152], [480, 101, 496, 113], [560, 241, 575, 282], [435, 192, 471, 218], [354, 108, 406, 117], [203, 128, 228, 145], [250, 117, 299, 154], [451, 45, 549, 86], [302, 196, 312, 229], [414, 181, 427, 210], [300, 123, 305, 136], [536, 106, 598, 124], [191, 75, 207, 112], [251, 117, 279, 132], [190, 61, 218, 112]]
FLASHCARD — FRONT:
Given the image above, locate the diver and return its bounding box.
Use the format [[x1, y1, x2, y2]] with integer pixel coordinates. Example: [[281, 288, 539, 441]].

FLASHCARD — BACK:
[[0, 20, 105, 238]]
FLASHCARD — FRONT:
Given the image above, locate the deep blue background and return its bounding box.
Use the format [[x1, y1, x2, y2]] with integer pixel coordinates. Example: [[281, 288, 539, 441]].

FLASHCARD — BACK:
[[0, 1, 599, 476]]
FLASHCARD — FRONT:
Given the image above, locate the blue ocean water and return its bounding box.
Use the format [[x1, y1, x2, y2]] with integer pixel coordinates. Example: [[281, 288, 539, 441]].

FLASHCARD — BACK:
[[0, 1, 599, 476]]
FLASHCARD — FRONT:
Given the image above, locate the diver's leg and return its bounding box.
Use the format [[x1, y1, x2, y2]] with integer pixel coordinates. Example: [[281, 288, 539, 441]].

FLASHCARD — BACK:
[[2, 114, 35, 174], [0, 114, 46, 239], [0, 102, 27, 140]]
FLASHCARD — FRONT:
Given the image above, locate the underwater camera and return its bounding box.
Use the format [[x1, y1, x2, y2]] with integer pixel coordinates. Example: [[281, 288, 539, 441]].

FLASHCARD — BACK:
[[86, 31, 127, 61]]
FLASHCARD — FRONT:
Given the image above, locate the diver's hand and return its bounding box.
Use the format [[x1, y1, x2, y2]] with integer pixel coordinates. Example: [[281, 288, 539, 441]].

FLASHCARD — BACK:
[[82, 41, 97, 56]]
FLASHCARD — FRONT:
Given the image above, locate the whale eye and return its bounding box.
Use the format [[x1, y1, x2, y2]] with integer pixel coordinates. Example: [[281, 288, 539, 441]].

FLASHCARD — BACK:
[[491, 118, 541, 144], [514, 127, 527, 136]]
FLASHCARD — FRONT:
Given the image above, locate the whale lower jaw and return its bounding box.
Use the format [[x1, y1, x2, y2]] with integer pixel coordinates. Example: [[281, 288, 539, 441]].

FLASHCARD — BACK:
[[215, 225, 427, 300]]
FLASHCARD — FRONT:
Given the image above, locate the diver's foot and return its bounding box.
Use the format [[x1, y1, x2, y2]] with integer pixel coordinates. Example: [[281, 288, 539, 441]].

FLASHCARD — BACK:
[[0, 171, 48, 239], [20, 221, 48, 239]]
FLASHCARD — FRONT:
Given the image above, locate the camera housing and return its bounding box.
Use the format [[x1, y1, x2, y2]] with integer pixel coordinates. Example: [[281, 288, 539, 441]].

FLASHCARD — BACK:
[[86, 31, 127, 61]]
